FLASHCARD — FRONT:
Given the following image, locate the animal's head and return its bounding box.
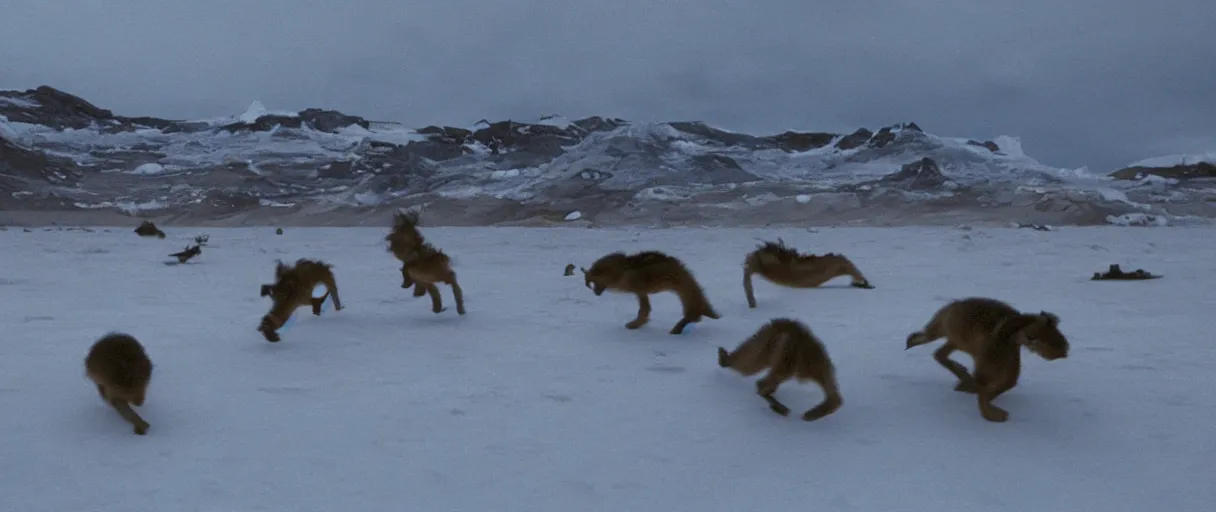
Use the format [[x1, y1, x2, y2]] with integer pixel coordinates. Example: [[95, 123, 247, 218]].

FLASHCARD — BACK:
[[581, 253, 627, 295], [386, 210, 425, 250], [274, 259, 291, 280], [1005, 311, 1070, 360]]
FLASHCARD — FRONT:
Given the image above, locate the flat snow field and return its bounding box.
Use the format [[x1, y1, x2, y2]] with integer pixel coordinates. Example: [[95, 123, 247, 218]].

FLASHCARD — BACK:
[[1, 226, 1213, 512]]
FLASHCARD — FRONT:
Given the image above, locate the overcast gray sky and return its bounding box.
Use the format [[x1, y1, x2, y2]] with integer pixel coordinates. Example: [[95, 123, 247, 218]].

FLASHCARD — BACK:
[[2, 0, 1213, 171]]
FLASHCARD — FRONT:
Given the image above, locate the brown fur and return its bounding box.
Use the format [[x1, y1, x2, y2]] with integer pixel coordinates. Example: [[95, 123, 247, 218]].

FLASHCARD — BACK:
[[384, 211, 465, 315], [134, 221, 165, 239], [84, 333, 153, 435], [743, 238, 873, 308], [581, 250, 720, 335], [905, 297, 1070, 422], [258, 258, 344, 342], [718, 319, 843, 421], [564, 263, 576, 276]]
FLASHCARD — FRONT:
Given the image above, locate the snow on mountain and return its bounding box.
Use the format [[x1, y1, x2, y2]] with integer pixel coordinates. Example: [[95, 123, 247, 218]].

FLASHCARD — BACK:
[[1, 85, 1214, 227], [1127, 151, 1216, 169]]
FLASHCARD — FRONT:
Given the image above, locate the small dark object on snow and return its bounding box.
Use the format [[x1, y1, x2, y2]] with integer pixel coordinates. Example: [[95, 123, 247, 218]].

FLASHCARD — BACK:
[[1016, 223, 1052, 231], [1091, 264, 1161, 281], [168, 234, 209, 264], [564, 263, 576, 276], [169, 245, 201, 264], [276, 228, 283, 235], [134, 221, 165, 239]]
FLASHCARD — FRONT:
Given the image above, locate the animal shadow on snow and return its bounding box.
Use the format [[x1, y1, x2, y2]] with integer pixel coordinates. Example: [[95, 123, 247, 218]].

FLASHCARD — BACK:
[[880, 372, 1087, 428]]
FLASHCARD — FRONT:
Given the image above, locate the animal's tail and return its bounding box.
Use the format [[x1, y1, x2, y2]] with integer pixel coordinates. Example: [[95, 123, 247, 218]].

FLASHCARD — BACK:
[[905, 309, 946, 349]]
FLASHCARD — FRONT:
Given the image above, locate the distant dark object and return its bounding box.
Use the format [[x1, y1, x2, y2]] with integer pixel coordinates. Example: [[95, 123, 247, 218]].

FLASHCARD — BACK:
[[563, 263, 576, 276], [1016, 223, 1052, 231], [134, 221, 165, 239], [276, 228, 284, 235], [1091, 264, 1161, 281], [167, 234, 209, 264]]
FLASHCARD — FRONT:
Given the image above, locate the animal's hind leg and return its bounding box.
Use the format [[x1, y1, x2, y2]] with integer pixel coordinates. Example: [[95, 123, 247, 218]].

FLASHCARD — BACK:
[[448, 273, 466, 315], [802, 372, 844, 421], [426, 284, 446, 313], [933, 342, 977, 392], [626, 293, 651, 330], [756, 371, 791, 416], [744, 268, 758, 308]]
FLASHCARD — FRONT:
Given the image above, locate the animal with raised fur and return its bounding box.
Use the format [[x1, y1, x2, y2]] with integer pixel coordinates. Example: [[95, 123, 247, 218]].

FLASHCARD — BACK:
[[905, 297, 1070, 422], [743, 238, 873, 308], [258, 258, 344, 342], [581, 250, 720, 334], [385, 211, 466, 315], [718, 318, 843, 421]]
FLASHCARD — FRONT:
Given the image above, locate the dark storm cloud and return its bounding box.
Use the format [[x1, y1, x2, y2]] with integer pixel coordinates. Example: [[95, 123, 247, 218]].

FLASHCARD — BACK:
[[2, 0, 1213, 171]]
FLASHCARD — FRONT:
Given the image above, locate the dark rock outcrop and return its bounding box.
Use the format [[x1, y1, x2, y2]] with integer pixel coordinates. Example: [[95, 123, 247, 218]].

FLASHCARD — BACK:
[[877, 157, 948, 190], [835, 128, 873, 150], [966, 140, 1001, 153], [1109, 162, 1216, 181]]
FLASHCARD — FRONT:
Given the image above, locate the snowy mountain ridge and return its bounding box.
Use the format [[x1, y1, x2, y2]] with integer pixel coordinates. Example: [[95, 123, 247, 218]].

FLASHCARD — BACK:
[[2, 85, 1214, 227]]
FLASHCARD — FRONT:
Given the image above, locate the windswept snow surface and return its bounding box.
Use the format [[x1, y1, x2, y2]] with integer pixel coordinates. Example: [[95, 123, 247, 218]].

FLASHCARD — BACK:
[[0, 226, 1213, 511]]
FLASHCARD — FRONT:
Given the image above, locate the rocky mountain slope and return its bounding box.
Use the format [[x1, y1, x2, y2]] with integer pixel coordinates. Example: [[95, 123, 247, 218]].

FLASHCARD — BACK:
[[2, 85, 1213, 227]]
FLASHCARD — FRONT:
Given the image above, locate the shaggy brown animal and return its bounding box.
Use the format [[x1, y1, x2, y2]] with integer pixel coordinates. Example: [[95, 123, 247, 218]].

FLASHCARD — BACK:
[[581, 250, 720, 334], [743, 239, 873, 308], [564, 263, 576, 276], [384, 211, 466, 315], [134, 221, 165, 239], [905, 297, 1070, 422], [84, 333, 154, 435], [718, 318, 843, 421], [258, 258, 344, 342]]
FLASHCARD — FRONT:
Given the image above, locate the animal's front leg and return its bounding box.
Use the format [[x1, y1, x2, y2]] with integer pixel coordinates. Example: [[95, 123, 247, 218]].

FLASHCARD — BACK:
[[986, 364, 1021, 401], [311, 292, 330, 316], [258, 315, 284, 342], [743, 268, 758, 308], [400, 265, 414, 289], [974, 371, 1009, 423], [109, 398, 150, 435], [626, 293, 651, 329], [426, 284, 446, 313], [756, 373, 789, 416]]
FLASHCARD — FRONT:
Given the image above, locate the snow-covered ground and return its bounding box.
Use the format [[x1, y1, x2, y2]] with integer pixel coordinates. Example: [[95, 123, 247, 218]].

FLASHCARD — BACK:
[[0, 226, 1212, 511]]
